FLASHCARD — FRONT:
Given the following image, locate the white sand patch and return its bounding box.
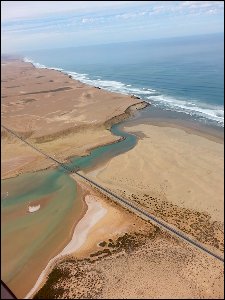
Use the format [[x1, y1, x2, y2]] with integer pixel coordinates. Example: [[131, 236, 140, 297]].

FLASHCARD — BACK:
[[24, 195, 107, 299]]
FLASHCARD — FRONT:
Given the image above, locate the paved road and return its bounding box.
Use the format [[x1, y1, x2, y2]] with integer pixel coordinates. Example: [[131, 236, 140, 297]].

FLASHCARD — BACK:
[[2, 124, 224, 263]]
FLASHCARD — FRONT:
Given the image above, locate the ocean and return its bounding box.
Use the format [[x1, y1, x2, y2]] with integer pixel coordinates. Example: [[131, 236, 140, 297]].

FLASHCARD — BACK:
[[23, 32, 224, 127]]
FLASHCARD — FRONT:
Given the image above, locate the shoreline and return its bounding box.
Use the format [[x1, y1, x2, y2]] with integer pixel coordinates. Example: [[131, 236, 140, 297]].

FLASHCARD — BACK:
[[3, 101, 223, 182], [2, 59, 223, 180], [1, 58, 144, 179], [24, 193, 107, 299], [1, 59, 148, 297], [2, 58, 224, 299], [2, 58, 224, 298], [24, 57, 224, 133], [131, 104, 224, 140], [1, 58, 149, 180], [22, 56, 224, 128], [2, 112, 222, 181]]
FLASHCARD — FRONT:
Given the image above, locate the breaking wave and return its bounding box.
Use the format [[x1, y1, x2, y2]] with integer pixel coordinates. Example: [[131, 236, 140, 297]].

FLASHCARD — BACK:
[[23, 57, 224, 126]]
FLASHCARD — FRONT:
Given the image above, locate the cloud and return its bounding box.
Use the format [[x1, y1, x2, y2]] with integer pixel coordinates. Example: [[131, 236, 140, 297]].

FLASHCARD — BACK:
[[2, 1, 224, 27], [180, 1, 224, 12], [2, 1, 224, 36], [81, 17, 94, 24], [1, 1, 147, 22], [1, 1, 224, 52]]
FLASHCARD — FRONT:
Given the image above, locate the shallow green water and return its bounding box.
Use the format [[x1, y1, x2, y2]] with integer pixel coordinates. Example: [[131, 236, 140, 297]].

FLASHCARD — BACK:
[[2, 122, 137, 222], [1, 121, 137, 284], [2, 169, 67, 210], [66, 123, 137, 171], [1, 169, 79, 282]]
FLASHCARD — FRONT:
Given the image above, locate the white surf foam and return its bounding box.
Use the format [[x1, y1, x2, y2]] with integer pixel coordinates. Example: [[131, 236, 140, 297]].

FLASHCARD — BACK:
[[23, 57, 63, 71], [63, 70, 224, 126], [23, 57, 47, 68], [148, 95, 224, 125], [23, 57, 224, 127]]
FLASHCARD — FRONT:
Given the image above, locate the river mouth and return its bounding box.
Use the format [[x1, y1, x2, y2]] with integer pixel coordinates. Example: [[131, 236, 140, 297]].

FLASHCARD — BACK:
[[1, 114, 139, 294], [2, 103, 223, 295]]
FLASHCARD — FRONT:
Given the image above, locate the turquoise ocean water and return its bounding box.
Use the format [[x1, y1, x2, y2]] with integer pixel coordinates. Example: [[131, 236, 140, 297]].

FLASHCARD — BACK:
[[23, 33, 224, 127]]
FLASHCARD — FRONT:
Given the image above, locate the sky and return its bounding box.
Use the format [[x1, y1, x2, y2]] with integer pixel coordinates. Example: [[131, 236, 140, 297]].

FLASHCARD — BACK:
[[1, 1, 224, 53]]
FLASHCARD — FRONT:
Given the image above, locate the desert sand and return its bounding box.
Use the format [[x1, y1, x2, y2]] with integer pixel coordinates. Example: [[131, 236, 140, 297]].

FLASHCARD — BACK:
[[1, 59, 146, 298], [25, 176, 140, 298], [2, 59, 224, 299], [33, 178, 224, 299], [1, 59, 146, 179], [87, 123, 224, 254]]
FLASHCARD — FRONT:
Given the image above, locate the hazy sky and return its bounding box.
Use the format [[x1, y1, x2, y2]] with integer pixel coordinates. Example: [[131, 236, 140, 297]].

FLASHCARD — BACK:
[[1, 1, 224, 53]]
